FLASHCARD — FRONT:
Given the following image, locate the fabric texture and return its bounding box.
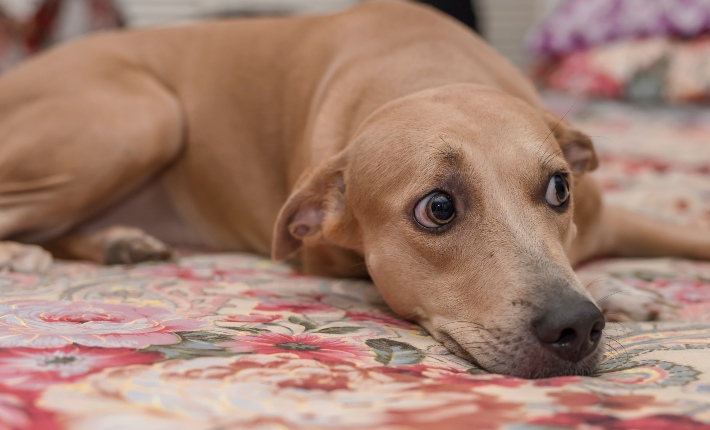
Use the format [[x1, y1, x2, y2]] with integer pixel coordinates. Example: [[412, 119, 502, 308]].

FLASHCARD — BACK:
[[0, 95, 709, 428], [532, 36, 710, 104], [528, 0, 710, 103], [527, 0, 710, 56]]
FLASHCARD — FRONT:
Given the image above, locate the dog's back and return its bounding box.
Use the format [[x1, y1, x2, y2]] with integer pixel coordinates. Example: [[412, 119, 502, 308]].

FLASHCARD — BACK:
[[0, 0, 539, 254]]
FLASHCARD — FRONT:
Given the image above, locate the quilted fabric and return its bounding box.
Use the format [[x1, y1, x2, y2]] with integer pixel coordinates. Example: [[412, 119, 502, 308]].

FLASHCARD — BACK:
[[2, 96, 710, 429], [532, 36, 710, 104], [527, 0, 710, 56]]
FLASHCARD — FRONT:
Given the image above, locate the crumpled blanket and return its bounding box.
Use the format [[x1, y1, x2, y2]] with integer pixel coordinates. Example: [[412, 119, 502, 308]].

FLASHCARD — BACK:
[[527, 0, 710, 56], [532, 37, 710, 104]]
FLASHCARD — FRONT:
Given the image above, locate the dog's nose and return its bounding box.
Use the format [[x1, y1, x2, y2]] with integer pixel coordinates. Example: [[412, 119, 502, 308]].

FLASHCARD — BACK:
[[534, 300, 605, 362]]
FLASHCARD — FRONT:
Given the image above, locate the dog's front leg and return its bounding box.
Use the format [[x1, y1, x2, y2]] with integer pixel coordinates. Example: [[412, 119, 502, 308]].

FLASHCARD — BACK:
[[46, 226, 174, 265], [579, 273, 678, 322], [0, 226, 174, 274]]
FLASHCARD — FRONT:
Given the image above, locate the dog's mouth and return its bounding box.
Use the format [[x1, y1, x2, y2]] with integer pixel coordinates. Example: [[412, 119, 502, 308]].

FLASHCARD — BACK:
[[435, 327, 605, 379]]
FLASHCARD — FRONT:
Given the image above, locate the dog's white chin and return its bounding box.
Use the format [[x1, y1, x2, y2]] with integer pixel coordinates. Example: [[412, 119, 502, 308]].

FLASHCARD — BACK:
[[494, 346, 605, 379], [440, 332, 605, 379]]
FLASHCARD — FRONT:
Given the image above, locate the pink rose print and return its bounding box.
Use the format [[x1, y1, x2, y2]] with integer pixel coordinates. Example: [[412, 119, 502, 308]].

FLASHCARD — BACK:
[[547, 391, 663, 411], [0, 345, 163, 391], [0, 300, 205, 348], [240, 290, 281, 298], [0, 389, 59, 430], [221, 313, 282, 323], [221, 333, 370, 362]]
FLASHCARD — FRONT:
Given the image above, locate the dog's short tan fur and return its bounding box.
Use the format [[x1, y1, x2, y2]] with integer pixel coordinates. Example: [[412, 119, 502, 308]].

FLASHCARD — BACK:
[[0, 1, 706, 377]]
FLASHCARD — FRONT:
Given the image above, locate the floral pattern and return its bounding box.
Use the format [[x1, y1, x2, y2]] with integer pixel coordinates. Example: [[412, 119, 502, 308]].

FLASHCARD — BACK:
[[0, 300, 205, 348], [0, 96, 710, 428], [0, 345, 162, 391], [527, 0, 710, 56], [221, 333, 372, 362], [532, 36, 710, 104]]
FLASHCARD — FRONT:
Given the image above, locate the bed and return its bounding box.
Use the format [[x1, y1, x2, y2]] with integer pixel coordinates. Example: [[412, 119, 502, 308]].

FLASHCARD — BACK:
[[1, 93, 710, 429]]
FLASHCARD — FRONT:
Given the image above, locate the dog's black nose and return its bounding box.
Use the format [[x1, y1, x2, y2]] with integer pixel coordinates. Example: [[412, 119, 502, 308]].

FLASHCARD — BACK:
[[534, 300, 605, 362]]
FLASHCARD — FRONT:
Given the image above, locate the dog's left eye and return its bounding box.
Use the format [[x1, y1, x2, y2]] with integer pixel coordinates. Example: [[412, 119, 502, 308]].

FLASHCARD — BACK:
[[546, 174, 570, 207], [414, 192, 456, 228]]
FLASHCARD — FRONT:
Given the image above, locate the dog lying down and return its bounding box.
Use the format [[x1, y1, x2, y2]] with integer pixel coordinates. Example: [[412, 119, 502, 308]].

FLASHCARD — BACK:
[[0, 0, 701, 378]]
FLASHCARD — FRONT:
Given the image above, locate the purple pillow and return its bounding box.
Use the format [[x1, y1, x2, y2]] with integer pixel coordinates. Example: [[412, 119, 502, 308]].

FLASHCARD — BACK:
[[528, 0, 710, 56]]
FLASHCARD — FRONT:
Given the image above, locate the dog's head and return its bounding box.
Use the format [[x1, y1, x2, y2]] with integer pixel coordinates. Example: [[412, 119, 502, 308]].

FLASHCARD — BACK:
[[273, 84, 605, 378]]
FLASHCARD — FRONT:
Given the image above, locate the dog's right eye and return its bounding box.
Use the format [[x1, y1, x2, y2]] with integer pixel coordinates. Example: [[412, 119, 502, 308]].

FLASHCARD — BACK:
[[546, 174, 570, 208], [414, 192, 456, 228]]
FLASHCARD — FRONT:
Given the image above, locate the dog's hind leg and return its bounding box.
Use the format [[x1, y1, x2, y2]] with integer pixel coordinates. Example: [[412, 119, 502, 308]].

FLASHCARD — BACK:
[[576, 203, 710, 321], [595, 205, 710, 261], [569, 178, 698, 321], [569, 175, 710, 262], [0, 71, 184, 271]]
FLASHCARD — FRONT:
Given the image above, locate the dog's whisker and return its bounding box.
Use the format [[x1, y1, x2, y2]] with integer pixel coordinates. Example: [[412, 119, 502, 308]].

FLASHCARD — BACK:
[[602, 342, 622, 359], [454, 341, 492, 347], [433, 320, 487, 332], [444, 322, 488, 331], [603, 337, 629, 363], [583, 276, 609, 291], [587, 134, 615, 143], [596, 289, 625, 305], [605, 320, 631, 336], [541, 139, 587, 169], [541, 146, 566, 168], [536, 96, 579, 165], [398, 311, 419, 320]]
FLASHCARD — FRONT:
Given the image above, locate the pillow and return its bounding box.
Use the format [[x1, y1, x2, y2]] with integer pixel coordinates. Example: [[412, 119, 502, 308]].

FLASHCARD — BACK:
[[532, 36, 710, 104], [528, 0, 710, 57]]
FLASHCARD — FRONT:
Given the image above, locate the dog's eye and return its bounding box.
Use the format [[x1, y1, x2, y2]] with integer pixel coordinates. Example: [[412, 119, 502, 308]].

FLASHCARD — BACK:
[[546, 174, 570, 207], [414, 192, 455, 228]]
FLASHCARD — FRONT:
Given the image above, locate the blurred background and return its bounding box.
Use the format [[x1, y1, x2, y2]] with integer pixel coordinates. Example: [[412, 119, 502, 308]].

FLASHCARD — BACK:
[[0, 0, 558, 68], [1, 0, 709, 105]]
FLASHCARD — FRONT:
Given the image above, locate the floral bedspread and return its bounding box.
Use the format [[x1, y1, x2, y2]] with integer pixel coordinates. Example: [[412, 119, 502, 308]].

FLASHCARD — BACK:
[[3, 96, 710, 429]]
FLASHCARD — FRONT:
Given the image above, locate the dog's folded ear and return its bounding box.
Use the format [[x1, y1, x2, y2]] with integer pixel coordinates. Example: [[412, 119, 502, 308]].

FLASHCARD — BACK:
[[272, 152, 358, 261], [543, 111, 598, 176]]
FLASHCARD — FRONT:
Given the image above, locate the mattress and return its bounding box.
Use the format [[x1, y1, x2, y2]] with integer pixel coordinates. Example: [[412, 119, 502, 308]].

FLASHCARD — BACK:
[[2, 95, 710, 429]]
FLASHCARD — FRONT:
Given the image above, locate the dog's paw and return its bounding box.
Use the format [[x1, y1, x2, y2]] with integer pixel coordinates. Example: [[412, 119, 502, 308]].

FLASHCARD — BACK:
[[587, 277, 678, 322], [0, 241, 53, 273], [103, 227, 174, 265]]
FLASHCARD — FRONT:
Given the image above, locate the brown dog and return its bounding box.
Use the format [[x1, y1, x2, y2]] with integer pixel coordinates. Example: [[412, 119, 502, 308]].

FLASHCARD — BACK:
[[0, 1, 703, 378]]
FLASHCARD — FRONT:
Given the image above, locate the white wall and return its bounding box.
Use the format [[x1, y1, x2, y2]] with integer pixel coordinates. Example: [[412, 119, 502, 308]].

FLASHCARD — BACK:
[[478, 0, 562, 67], [0, 0, 562, 67], [0, 0, 39, 19], [0, 0, 357, 26]]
